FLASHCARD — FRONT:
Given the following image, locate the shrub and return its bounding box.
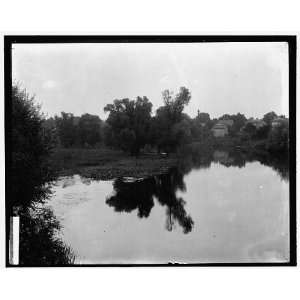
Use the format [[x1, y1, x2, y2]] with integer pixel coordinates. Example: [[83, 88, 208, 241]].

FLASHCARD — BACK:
[[10, 84, 55, 213]]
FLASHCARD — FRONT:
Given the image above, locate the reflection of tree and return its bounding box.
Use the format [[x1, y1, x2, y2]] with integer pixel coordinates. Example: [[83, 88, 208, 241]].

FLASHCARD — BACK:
[[153, 169, 194, 234], [19, 207, 75, 266], [254, 153, 289, 182], [211, 150, 248, 168], [212, 149, 289, 181], [106, 147, 289, 235], [178, 146, 248, 173], [211, 149, 289, 180], [177, 143, 213, 174], [106, 168, 194, 234], [106, 177, 155, 218], [270, 159, 289, 181]]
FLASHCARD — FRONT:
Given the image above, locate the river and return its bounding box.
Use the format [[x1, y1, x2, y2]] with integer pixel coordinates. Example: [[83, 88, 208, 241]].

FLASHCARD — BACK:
[[19, 150, 289, 265]]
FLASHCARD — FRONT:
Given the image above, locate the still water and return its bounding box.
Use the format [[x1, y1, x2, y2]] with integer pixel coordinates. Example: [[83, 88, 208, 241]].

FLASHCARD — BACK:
[[39, 150, 290, 264]]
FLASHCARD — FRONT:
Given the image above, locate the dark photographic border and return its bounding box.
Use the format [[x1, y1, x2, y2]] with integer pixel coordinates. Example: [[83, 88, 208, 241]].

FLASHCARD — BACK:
[[4, 35, 297, 267]]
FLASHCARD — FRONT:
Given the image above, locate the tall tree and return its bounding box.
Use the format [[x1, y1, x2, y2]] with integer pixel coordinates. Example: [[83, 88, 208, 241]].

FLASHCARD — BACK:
[[243, 122, 257, 138], [154, 87, 191, 152], [267, 119, 289, 152], [104, 96, 152, 156], [78, 113, 102, 147], [10, 84, 54, 213], [263, 111, 278, 125], [231, 113, 247, 133], [55, 112, 78, 147]]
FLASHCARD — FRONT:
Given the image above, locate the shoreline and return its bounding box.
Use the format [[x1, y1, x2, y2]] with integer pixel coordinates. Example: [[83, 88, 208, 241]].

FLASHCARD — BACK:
[[50, 148, 179, 180], [49, 144, 288, 181]]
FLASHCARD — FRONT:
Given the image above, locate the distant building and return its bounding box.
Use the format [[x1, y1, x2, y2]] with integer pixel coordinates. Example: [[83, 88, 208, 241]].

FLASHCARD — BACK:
[[211, 123, 228, 137], [271, 117, 288, 128], [211, 119, 233, 137]]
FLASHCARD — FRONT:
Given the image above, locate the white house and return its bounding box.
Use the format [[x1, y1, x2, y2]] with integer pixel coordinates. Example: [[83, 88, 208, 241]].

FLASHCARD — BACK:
[[211, 123, 229, 137], [211, 119, 233, 137]]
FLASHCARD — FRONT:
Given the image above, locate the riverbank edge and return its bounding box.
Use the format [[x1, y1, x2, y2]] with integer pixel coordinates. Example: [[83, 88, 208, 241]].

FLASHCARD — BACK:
[[49, 141, 287, 181], [50, 148, 179, 180]]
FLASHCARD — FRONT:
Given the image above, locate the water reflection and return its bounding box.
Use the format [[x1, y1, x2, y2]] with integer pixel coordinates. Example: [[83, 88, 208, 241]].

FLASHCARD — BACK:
[[213, 150, 246, 168], [106, 168, 194, 233], [106, 177, 155, 218], [39, 148, 290, 264], [255, 153, 289, 182], [105, 149, 288, 236], [177, 146, 289, 181]]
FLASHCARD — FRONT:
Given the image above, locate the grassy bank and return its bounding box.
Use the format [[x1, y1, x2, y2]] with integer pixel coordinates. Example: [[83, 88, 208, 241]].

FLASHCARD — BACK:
[[48, 138, 286, 180], [49, 148, 178, 180]]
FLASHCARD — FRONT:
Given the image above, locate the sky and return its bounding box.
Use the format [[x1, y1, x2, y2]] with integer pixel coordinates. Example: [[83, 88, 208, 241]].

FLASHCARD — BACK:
[[12, 42, 289, 120]]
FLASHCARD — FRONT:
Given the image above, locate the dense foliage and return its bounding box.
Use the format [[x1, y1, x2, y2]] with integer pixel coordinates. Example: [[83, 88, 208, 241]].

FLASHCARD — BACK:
[[266, 119, 289, 153], [19, 208, 75, 265], [50, 112, 103, 148], [104, 96, 153, 156], [40, 86, 289, 156], [10, 85, 55, 213], [150, 87, 192, 152]]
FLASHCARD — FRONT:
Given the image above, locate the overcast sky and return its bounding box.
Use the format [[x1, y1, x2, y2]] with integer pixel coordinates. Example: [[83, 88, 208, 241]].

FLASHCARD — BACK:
[[12, 42, 289, 120]]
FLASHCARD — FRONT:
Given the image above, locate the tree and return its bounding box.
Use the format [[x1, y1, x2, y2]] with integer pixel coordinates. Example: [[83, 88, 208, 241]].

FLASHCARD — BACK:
[[219, 114, 231, 120], [171, 118, 192, 146], [42, 117, 59, 147], [267, 119, 289, 153], [263, 111, 277, 125], [102, 122, 115, 148], [243, 122, 257, 138], [78, 113, 102, 147], [10, 84, 55, 213], [219, 113, 247, 136], [191, 111, 213, 141], [161, 86, 191, 122], [231, 113, 247, 133], [119, 128, 136, 152], [20, 207, 75, 265], [196, 111, 210, 123], [104, 96, 152, 156], [254, 124, 270, 139], [55, 112, 78, 147], [154, 87, 191, 152]]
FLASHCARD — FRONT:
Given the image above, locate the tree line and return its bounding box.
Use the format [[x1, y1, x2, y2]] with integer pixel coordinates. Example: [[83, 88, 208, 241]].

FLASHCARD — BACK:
[[44, 112, 103, 148], [44, 86, 289, 155]]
